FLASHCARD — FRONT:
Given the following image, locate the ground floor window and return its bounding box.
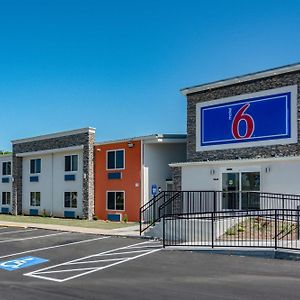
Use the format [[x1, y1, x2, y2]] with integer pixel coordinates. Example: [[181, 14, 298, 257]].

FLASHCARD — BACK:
[[2, 192, 11, 205], [30, 192, 41, 206], [64, 192, 77, 208], [107, 191, 124, 210]]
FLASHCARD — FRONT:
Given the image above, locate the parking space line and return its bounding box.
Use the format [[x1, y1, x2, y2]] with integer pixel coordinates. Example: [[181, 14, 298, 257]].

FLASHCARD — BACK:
[[0, 231, 68, 243], [24, 240, 162, 282], [0, 228, 38, 236], [0, 236, 110, 260]]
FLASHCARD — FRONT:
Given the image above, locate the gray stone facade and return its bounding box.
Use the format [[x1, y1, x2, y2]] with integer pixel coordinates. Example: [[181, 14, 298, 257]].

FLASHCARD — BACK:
[[187, 71, 300, 162], [171, 166, 182, 191], [12, 128, 95, 219]]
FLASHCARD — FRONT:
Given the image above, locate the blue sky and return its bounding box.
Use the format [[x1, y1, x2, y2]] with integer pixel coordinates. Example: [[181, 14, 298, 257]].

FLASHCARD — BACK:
[[1, 0, 300, 149]]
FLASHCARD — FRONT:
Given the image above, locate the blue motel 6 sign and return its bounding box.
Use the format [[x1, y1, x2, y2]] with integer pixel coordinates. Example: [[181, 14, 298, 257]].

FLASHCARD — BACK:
[[196, 85, 298, 151]]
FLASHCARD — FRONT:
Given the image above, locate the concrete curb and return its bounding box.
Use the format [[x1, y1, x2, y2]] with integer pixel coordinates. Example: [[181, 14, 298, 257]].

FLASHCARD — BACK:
[[0, 221, 143, 238], [167, 246, 300, 261]]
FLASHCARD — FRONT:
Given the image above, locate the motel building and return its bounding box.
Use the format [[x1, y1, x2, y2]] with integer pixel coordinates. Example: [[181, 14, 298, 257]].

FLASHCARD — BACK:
[[94, 134, 186, 222], [10, 128, 95, 219], [169, 63, 300, 210], [0, 154, 12, 214]]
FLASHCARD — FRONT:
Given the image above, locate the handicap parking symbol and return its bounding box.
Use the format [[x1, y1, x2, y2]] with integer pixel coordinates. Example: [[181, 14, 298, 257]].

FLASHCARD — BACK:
[[0, 256, 48, 271]]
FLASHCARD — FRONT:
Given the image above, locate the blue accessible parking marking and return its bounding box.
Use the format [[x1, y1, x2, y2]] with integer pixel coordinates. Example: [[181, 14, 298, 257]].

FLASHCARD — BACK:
[[0, 256, 48, 271]]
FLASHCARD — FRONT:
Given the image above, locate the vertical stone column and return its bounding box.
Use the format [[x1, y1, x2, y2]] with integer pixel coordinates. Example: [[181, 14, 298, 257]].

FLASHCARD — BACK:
[[82, 130, 95, 220], [12, 153, 22, 215]]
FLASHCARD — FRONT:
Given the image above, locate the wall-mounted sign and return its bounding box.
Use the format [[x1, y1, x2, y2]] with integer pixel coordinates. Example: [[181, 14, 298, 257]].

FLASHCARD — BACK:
[[196, 85, 298, 151]]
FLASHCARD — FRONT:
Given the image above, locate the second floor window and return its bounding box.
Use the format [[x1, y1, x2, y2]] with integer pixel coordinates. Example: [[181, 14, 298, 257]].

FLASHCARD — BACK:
[[2, 162, 11, 176], [107, 150, 124, 170], [65, 155, 78, 172], [30, 159, 41, 174]]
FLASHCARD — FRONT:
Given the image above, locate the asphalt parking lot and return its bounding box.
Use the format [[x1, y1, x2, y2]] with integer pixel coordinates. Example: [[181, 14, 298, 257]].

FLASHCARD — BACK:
[[1, 227, 300, 299]]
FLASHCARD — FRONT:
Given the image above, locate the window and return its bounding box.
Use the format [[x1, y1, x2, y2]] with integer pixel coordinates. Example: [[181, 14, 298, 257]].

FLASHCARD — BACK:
[[2, 162, 11, 176], [107, 150, 124, 170], [107, 191, 124, 210], [30, 159, 41, 174], [30, 192, 41, 206], [65, 155, 78, 172], [2, 192, 11, 205], [64, 192, 77, 208]]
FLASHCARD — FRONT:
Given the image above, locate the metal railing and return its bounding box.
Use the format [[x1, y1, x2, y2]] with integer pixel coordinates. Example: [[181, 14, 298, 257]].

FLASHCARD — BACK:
[[163, 209, 300, 250], [140, 191, 300, 235]]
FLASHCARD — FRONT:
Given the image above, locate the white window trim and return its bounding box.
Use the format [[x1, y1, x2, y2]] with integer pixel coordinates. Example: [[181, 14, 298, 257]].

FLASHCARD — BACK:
[[64, 155, 79, 173], [106, 149, 125, 171], [106, 190, 125, 211], [29, 158, 42, 175], [63, 191, 78, 209], [30, 191, 41, 207], [2, 161, 12, 176], [2, 192, 11, 206]]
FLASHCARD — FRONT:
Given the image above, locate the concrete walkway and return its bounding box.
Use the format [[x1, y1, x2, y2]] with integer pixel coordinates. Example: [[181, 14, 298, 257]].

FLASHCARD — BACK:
[[0, 220, 142, 238]]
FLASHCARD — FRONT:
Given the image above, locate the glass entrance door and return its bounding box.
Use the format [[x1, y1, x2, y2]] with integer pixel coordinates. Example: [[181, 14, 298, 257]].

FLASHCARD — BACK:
[[241, 172, 260, 209], [222, 173, 239, 209], [222, 171, 260, 210]]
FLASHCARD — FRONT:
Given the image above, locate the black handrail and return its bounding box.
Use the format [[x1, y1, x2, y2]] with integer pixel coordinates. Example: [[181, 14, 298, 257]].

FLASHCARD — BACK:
[[140, 190, 300, 236]]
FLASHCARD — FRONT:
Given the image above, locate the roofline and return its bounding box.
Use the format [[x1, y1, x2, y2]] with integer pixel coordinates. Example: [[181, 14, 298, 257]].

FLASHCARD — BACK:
[[169, 155, 300, 167], [94, 134, 187, 146], [0, 153, 12, 158], [181, 62, 300, 96], [12, 127, 96, 144]]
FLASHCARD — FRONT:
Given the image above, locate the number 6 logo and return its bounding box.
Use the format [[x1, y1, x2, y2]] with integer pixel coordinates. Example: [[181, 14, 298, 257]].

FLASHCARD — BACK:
[[232, 104, 254, 139]]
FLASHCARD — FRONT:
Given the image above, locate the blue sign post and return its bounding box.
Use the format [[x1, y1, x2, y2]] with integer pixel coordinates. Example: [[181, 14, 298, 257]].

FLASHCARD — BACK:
[[151, 184, 158, 197], [197, 86, 297, 151]]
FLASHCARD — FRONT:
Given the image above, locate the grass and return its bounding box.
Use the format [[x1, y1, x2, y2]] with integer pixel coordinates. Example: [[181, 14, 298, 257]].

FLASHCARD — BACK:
[[0, 214, 138, 230]]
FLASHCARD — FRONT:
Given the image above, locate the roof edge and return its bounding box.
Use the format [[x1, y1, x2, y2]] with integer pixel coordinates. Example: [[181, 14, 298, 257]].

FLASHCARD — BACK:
[[181, 62, 300, 96], [12, 127, 96, 144]]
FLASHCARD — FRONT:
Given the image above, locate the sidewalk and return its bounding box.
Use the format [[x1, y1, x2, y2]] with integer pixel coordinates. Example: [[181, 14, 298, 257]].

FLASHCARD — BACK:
[[0, 220, 142, 238]]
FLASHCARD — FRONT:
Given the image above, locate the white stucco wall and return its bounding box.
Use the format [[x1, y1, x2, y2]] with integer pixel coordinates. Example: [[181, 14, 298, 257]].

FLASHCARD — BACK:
[[22, 149, 83, 218], [0, 155, 12, 214], [143, 142, 186, 204], [181, 158, 300, 196]]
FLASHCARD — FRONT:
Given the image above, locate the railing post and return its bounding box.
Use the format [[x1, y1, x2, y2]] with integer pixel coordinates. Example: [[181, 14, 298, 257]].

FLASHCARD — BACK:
[[163, 215, 166, 248], [213, 191, 217, 213], [297, 206, 300, 240], [211, 212, 214, 249], [275, 209, 278, 250], [139, 208, 142, 236]]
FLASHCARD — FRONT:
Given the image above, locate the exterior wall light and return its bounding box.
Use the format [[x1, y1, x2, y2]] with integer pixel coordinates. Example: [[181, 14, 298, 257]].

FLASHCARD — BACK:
[[128, 142, 134, 148]]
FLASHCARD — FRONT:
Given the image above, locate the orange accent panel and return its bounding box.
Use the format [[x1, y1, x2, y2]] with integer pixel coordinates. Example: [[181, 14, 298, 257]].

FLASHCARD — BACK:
[[94, 141, 141, 222]]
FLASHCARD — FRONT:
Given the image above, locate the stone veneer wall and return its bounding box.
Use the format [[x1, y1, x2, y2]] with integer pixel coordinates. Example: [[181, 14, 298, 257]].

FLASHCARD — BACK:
[[12, 130, 95, 219], [187, 71, 300, 162], [171, 166, 182, 191]]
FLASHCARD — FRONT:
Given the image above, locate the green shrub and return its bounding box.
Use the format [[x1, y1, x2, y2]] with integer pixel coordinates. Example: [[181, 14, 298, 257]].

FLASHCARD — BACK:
[[123, 214, 128, 223]]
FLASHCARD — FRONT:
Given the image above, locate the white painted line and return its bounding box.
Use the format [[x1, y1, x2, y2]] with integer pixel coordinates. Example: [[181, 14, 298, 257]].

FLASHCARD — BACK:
[[0, 228, 38, 236], [24, 240, 162, 282], [94, 249, 150, 257], [0, 231, 68, 243], [0, 236, 110, 260], [67, 258, 124, 265]]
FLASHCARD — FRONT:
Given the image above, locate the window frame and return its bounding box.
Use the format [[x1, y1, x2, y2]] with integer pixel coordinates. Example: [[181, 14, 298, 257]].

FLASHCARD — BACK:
[[64, 155, 79, 172], [30, 192, 41, 207], [2, 192, 11, 206], [30, 158, 41, 174], [106, 191, 125, 211], [64, 191, 78, 209], [2, 161, 11, 176], [106, 149, 125, 170]]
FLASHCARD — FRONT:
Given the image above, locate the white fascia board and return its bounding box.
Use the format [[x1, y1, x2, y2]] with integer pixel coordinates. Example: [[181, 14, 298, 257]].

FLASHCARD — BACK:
[[181, 63, 300, 96], [12, 127, 95, 144], [0, 154, 13, 159], [143, 138, 187, 144], [16, 145, 84, 157], [169, 155, 300, 168]]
